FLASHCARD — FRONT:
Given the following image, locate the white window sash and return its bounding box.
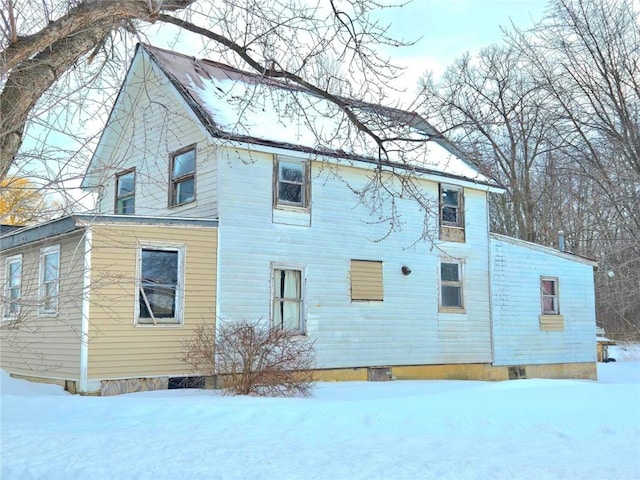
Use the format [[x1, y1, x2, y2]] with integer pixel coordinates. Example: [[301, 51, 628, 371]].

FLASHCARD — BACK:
[[39, 246, 60, 315], [4, 254, 22, 318]]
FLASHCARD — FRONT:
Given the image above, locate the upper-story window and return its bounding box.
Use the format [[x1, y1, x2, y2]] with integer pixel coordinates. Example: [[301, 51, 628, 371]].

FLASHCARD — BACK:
[[440, 185, 463, 227], [169, 146, 196, 207], [439, 184, 465, 242], [115, 169, 135, 214], [39, 245, 60, 315], [3, 254, 22, 319], [275, 157, 309, 209]]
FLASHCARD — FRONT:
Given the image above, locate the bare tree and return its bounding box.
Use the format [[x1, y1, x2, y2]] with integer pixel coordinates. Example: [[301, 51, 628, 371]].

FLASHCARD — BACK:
[[1, 0, 413, 181], [421, 0, 639, 334], [507, 0, 640, 335], [419, 45, 569, 245]]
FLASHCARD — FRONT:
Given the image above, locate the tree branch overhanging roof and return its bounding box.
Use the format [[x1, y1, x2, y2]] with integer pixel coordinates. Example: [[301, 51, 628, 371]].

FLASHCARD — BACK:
[[84, 44, 502, 190]]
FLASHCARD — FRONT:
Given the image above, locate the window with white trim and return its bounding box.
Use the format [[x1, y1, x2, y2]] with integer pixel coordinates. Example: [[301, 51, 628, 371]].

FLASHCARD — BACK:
[[39, 245, 60, 315], [169, 146, 196, 207], [541, 277, 560, 314], [4, 254, 22, 318], [272, 267, 304, 333], [439, 260, 464, 311], [275, 157, 309, 208], [115, 169, 135, 214], [137, 246, 184, 325]]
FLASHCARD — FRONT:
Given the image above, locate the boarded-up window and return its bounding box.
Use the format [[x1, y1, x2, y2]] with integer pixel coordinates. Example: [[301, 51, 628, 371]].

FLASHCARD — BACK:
[[351, 260, 383, 301]]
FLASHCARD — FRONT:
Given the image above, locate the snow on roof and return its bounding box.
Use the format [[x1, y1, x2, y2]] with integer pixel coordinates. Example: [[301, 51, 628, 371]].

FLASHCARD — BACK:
[[144, 45, 497, 187]]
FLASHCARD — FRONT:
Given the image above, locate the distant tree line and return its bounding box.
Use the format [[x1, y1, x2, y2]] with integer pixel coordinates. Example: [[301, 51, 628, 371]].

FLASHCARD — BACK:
[[421, 0, 639, 336]]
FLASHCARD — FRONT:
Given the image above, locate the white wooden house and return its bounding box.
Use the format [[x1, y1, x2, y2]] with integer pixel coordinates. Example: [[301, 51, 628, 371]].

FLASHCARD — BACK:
[[0, 45, 597, 394]]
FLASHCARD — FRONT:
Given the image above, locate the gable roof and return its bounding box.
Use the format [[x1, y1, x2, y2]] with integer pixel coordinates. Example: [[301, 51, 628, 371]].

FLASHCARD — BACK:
[[83, 44, 500, 189]]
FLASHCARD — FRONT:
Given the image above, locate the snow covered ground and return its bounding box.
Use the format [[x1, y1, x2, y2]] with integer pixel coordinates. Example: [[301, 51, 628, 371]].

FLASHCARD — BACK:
[[2, 350, 639, 480]]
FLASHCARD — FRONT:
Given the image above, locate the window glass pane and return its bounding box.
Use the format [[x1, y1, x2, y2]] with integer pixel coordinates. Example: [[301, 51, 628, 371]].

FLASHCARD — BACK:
[[174, 178, 195, 204], [278, 182, 303, 204], [543, 296, 556, 313], [8, 296, 19, 314], [281, 301, 300, 330], [117, 197, 135, 214], [140, 249, 178, 320], [443, 189, 459, 206], [442, 286, 462, 307], [441, 263, 459, 282], [280, 162, 303, 182], [142, 250, 178, 284], [117, 172, 135, 196], [44, 253, 59, 282], [9, 261, 20, 286], [273, 269, 302, 331], [140, 285, 176, 318], [442, 206, 458, 223], [542, 280, 555, 295], [173, 149, 195, 178]]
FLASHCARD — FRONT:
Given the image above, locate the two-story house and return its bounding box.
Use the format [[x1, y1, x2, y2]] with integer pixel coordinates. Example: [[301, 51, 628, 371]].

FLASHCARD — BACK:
[[0, 45, 598, 395]]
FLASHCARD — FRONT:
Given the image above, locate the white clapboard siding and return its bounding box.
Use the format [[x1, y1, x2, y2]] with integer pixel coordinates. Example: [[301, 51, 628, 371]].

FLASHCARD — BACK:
[[490, 234, 596, 365], [95, 55, 218, 219], [216, 146, 493, 369]]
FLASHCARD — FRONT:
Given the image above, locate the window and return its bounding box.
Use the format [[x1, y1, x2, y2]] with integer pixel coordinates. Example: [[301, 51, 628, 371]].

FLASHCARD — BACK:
[[170, 147, 196, 206], [137, 246, 184, 325], [541, 277, 559, 314], [350, 260, 384, 301], [39, 245, 60, 315], [440, 185, 463, 227], [4, 254, 22, 318], [275, 157, 309, 208], [115, 169, 135, 214], [440, 260, 464, 310], [272, 268, 304, 333]]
